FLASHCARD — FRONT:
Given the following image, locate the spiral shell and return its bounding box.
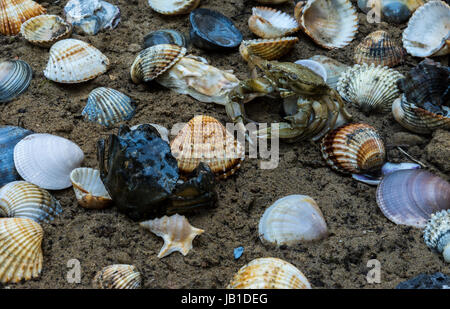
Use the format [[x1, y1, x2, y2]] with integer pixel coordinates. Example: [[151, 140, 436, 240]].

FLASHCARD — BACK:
[[70, 168, 112, 209], [0, 0, 46, 36], [20, 14, 72, 47], [0, 60, 32, 103], [248, 7, 299, 39], [92, 264, 142, 289], [147, 0, 200, 15], [424, 210, 450, 263], [239, 37, 299, 61]]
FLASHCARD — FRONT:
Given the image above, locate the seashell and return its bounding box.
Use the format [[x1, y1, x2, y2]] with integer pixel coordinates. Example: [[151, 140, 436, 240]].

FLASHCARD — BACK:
[[337, 63, 404, 114], [357, 0, 424, 24], [0, 218, 43, 283], [256, 0, 288, 3], [227, 257, 311, 289], [92, 264, 141, 289], [170, 115, 244, 179], [309, 55, 348, 90], [376, 169, 450, 228], [44, 39, 110, 83], [423, 210, 450, 263], [140, 214, 204, 258], [130, 44, 186, 84], [0, 60, 32, 103], [143, 29, 189, 49], [130, 123, 169, 143], [70, 167, 112, 209], [352, 162, 421, 186], [321, 123, 386, 175], [13, 133, 84, 190], [189, 8, 243, 50], [20, 15, 72, 47], [147, 0, 200, 15], [295, 0, 358, 49], [294, 59, 327, 81], [82, 87, 135, 128], [402, 1, 450, 57], [248, 7, 299, 39], [354, 30, 406, 67], [239, 37, 298, 61], [0, 0, 46, 36], [258, 195, 328, 246]]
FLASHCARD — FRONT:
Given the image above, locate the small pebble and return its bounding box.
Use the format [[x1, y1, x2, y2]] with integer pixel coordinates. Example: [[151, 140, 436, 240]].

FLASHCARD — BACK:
[[234, 246, 244, 260]]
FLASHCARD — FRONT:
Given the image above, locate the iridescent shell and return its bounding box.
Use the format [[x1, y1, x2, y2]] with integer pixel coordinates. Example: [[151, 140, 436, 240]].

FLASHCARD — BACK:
[[92, 264, 141, 289], [0, 60, 32, 103], [70, 168, 112, 210], [309, 55, 348, 90], [423, 210, 450, 263], [357, 0, 424, 24], [20, 14, 72, 47], [143, 29, 188, 49], [0, 0, 46, 36], [248, 7, 299, 39], [147, 0, 200, 15], [239, 37, 299, 61]]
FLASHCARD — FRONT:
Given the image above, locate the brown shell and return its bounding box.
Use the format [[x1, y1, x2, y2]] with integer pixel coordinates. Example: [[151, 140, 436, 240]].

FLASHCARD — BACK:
[[92, 264, 141, 289], [20, 14, 72, 47], [0, 0, 46, 36], [239, 37, 299, 61]]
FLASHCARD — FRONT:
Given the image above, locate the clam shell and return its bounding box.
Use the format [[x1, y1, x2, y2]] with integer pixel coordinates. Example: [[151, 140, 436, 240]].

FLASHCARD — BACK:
[[0, 0, 46, 36], [143, 29, 189, 49], [248, 6, 299, 39], [423, 209, 450, 263], [321, 123, 386, 174], [70, 168, 112, 209], [92, 264, 141, 289], [239, 37, 299, 61], [376, 169, 450, 228], [227, 257, 311, 289], [259, 195, 328, 246], [13, 133, 84, 190], [309, 55, 348, 90], [357, 0, 424, 24], [294, 59, 327, 81], [20, 14, 72, 47], [44, 39, 109, 83], [0, 60, 32, 103], [147, 0, 200, 15], [0, 218, 43, 283]]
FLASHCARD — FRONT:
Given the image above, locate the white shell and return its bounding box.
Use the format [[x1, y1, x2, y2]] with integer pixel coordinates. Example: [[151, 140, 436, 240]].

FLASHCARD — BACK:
[[13, 134, 84, 190], [147, 0, 200, 15], [130, 123, 170, 143], [294, 59, 327, 81], [248, 7, 299, 39], [423, 209, 450, 263], [70, 168, 112, 209]]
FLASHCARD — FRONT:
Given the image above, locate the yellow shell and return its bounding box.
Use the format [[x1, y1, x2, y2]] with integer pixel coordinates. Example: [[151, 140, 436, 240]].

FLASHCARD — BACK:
[[20, 14, 72, 47], [0, 0, 46, 36], [92, 264, 142, 289], [147, 0, 200, 15], [248, 6, 299, 39], [239, 37, 299, 61]]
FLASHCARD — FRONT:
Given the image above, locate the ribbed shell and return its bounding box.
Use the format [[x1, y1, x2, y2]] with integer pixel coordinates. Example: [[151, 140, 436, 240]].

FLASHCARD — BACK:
[[0, 0, 46, 35], [130, 44, 186, 84], [294, 59, 327, 81], [147, 0, 200, 15], [321, 123, 386, 174], [70, 168, 112, 210], [248, 7, 299, 39], [170, 115, 244, 179], [44, 39, 110, 83], [20, 14, 72, 47], [239, 37, 299, 61], [227, 257, 312, 289], [423, 210, 450, 262], [309, 55, 348, 90], [0, 181, 62, 223], [82, 87, 135, 128], [0, 218, 43, 283], [92, 264, 141, 289], [0, 60, 32, 103]]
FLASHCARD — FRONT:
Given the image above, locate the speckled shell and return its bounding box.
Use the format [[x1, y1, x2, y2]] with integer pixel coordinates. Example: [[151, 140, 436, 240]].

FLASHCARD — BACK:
[[376, 170, 450, 228], [258, 195, 328, 246], [70, 168, 112, 210], [20, 14, 72, 47], [0, 60, 32, 103], [147, 0, 200, 15], [337, 63, 404, 114], [227, 257, 312, 289], [248, 7, 299, 39], [239, 37, 299, 61], [423, 210, 450, 263], [309, 55, 348, 90], [170, 115, 244, 179], [0, 0, 46, 35], [140, 214, 204, 258], [321, 123, 386, 174], [92, 264, 141, 289], [130, 44, 186, 84], [44, 39, 109, 83], [0, 218, 43, 283]]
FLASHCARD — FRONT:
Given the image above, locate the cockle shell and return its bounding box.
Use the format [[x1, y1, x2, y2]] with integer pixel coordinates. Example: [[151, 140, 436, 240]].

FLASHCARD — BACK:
[[321, 123, 386, 174], [248, 7, 299, 39], [337, 63, 404, 114], [227, 257, 312, 289], [0, 60, 32, 103], [92, 264, 141, 289], [239, 37, 299, 61], [357, 0, 424, 24], [147, 0, 200, 15], [170, 115, 244, 179], [423, 210, 450, 263], [13, 133, 84, 190], [20, 15, 72, 47], [259, 195, 328, 246], [0, 218, 43, 283], [44, 39, 109, 83], [140, 214, 204, 258], [0, 181, 62, 223], [376, 170, 450, 228], [308, 55, 348, 90], [70, 167, 112, 209], [0, 0, 46, 36]]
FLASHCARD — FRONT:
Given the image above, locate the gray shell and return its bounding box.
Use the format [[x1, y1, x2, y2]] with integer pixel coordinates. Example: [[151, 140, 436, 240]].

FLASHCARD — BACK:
[[423, 209, 450, 262], [0, 60, 32, 103]]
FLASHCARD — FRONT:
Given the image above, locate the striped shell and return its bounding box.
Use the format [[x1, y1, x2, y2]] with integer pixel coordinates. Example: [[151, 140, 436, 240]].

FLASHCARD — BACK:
[[423, 210, 450, 263], [70, 168, 112, 210], [44, 39, 110, 83], [227, 257, 312, 289], [248, 7, 299, 39], [239, 37, 299, 61], [0, 0, 46, 35], [321, 123, 386, 174], [147, 0, 200, 15], [20, 14, 72, 47], [0, 181, 62, 223], [0, 59, 32, 103], [0, 218, 43, 283], [92, 264, 141, 289], [143, 29, 189, 49], [170, 115, 244, 179], [309, 55, 348, 90]]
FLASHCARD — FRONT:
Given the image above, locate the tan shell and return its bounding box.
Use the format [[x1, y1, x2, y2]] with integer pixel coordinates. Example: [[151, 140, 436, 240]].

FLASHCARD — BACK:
[[0, 0, 46, 36], [92, 264, 142, 289], [248, 7, 299, 39], [70, 167, 112, 210], [239, 37, 299, 61], [147, 0, 200, 15], [20, 14, 72, 47]]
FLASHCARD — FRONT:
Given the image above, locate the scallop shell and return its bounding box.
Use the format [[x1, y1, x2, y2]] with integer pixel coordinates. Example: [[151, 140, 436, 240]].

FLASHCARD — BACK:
[[0, 0, 46, 36], [140, 214, 204, 258], [376, 169, 450, 228], [402, 1, 450, 57], [170, 115, 244, 179], [130, 44, 186, 84], [147, 0, 200, 15], [0, 218, 43, 283], [309, 55, 348, 90], [296, 0, 358, 49], [92, 264, 141, 289], [423, 210, 450, 263], [248, 7, 298, 39], [227, 257, 311, 289], [321, 123, 386, 174], [239, 37, 299, 61], [259, 195, 328, 246], [13, 133, 84, 190], [20, 14, 72, 47], [337, 63, 404, 114], [70, 168, 112, 209], [44, 38, 110, 83], [0, 60, 32, 103]]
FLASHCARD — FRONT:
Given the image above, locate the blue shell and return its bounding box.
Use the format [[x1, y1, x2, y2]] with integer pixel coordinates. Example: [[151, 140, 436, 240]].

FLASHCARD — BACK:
[[0, 60, 32, 103]]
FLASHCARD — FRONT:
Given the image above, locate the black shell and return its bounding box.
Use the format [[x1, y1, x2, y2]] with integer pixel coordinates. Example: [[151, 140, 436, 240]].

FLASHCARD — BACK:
[[143, 29, 189, 49]]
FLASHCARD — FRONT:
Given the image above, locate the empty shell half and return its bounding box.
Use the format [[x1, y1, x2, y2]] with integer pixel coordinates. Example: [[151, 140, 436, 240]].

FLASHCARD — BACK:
[[239, 37, 299, 61], [147, 0, 200, 15], [0, 59, 32, 103], [20, 14, 72, 47], [70, 167, 112, 209], [0, 0, 46, 36], [248, 7, 299, 39], [423, 210, 450, 263], [92, 264, 141, 289], [308, 55, 348, 90]]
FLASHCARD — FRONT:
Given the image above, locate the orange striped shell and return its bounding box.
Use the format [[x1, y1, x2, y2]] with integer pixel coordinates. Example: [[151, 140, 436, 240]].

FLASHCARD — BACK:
[[239, 37, 299, 61], [0, 0, 46, 35]]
